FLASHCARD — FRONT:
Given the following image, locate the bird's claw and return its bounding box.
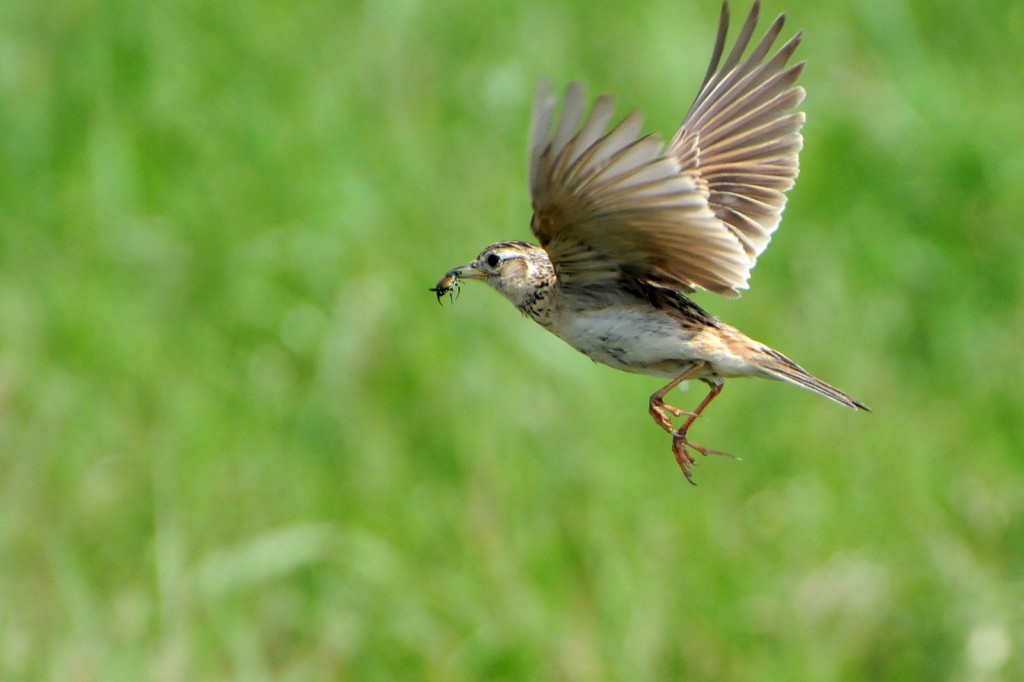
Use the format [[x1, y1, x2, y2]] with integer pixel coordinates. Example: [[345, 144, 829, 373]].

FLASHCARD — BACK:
[[671, 435, 699, 484], [671, 432, 735, 484]]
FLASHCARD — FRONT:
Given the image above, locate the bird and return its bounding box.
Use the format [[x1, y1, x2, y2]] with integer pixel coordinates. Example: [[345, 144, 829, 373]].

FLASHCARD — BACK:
[[432, 1, 868, 482]]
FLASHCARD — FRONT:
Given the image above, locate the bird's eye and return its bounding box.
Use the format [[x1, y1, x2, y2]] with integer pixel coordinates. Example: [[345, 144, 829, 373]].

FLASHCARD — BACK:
[[486, 253, 501, 268]]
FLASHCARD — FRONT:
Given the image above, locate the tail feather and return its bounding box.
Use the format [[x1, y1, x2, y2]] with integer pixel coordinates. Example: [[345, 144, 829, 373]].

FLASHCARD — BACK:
[[756, 348, 870, 411]]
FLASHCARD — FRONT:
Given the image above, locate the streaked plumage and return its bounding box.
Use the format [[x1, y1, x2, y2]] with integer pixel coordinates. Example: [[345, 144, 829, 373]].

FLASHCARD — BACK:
[[435, 2, 868, 482]]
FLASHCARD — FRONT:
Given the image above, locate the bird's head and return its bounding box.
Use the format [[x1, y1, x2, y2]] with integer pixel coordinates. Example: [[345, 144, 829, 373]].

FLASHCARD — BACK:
[[434, 241, 553, 309]]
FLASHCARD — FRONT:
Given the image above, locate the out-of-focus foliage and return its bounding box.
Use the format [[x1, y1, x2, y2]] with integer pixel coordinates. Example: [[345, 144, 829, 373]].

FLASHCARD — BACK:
[[1, 0, 1022, 679]]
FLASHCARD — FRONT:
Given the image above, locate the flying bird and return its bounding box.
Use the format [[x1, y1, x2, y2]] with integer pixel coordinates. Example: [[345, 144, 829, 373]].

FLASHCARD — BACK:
[[433, 1, 868, 482]]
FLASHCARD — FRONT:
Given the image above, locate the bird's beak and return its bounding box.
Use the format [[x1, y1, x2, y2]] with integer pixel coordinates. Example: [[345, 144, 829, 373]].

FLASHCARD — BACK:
[[442, 261, 485, 281]]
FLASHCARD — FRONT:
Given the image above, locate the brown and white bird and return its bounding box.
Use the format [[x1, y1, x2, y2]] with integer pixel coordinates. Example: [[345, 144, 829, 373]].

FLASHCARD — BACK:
[[433, 1, 868, 482]]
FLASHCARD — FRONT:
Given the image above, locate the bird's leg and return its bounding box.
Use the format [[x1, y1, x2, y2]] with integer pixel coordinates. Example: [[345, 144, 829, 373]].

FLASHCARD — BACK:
[[649, 365, 733, 482], [671, 382, 730, 484], [675, 381, 723, 437], [648, 362, 706, 434]]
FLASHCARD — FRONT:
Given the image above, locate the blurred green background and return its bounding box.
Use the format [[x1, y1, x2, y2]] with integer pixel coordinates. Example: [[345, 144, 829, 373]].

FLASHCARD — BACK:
[[2, 0, 1022, 679]]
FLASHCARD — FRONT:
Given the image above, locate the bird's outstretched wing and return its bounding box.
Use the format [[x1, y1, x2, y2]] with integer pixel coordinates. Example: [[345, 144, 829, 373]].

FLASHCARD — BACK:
[[529, 1, 804, 297]]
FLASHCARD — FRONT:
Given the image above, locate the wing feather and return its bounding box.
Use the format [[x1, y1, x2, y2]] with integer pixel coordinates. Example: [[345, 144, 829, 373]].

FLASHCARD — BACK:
[[670, 1, 806, 263], [528, 1, 805, 297]]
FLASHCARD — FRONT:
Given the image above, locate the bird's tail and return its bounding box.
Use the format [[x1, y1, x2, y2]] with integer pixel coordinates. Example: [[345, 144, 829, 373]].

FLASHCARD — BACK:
[[755, 347, 870, 411]]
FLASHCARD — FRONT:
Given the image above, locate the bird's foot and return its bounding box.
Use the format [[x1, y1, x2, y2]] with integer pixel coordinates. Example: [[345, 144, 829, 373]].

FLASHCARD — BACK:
[[671, 435, 698, 484], [648, 397, 699, 434], [670, 431, 734, 485]]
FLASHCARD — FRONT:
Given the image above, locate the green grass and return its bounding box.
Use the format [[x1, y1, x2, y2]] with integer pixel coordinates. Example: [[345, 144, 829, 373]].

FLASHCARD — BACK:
[[2, 0, 1023, 678]]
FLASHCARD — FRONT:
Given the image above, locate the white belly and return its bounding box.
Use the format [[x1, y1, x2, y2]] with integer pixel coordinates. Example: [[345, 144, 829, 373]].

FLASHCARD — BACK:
[[549, 307, 699, 377], [545, 305, 762, 381]]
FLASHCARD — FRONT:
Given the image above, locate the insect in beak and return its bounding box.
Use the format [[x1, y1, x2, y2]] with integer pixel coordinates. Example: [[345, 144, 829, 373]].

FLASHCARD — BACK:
[[429, 274, 461, 305]]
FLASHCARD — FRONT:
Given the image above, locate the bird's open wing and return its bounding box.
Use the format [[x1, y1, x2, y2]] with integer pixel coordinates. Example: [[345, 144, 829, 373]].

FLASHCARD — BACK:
[[529, 1, 804, 297], [669, 1, 805, 264]]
